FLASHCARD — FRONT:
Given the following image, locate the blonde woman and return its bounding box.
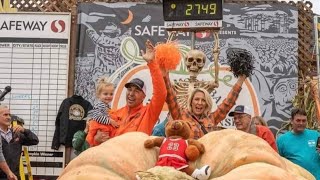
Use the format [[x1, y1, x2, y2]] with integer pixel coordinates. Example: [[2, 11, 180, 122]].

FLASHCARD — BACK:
[[164, 74, 246, 140], [252, 116, 268, 126]]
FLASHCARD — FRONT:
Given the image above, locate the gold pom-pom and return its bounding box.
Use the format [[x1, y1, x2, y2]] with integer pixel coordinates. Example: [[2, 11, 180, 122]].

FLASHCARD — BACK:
[[155, 42, 181, 70]]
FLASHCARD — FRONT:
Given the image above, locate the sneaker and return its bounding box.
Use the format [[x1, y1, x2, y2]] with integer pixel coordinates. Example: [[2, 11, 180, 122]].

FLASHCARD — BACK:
[[191, 165, 211, 180]]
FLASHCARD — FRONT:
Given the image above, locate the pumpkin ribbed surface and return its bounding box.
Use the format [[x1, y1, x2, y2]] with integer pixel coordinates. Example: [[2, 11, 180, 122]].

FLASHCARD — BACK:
[[59, 132, 158, 179], [195, 129, 286, 177], [58, 130, 315, 180]]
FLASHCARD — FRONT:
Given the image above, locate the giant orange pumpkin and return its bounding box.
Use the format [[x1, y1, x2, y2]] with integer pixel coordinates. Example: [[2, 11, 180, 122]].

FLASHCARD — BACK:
[[58, 129, 315, 180]]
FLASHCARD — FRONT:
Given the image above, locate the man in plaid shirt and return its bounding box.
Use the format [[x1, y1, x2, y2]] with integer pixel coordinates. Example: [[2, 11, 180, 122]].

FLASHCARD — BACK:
[[164, 72, 247, 139]]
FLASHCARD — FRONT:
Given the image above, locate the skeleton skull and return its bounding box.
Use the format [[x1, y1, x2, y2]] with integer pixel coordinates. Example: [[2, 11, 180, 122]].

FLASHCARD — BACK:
[[185, 50, 206, 78]]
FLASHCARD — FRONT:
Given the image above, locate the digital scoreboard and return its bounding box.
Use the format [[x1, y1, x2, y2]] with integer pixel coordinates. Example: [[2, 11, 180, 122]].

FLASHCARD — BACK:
[[163, 0, 223, 31]]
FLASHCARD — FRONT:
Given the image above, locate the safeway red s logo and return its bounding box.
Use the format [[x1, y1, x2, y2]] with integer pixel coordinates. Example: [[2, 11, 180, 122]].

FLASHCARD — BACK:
[[51, 20, 66, 33], [196, 32, 210, 39]]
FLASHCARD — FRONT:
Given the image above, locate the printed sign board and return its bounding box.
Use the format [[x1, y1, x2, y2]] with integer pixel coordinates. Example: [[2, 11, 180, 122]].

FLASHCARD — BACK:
[[0, 12, 71, 177]]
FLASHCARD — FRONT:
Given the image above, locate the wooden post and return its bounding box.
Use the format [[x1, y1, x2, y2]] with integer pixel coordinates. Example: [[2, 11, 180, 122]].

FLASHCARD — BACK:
[[68, 4, 78, 97]]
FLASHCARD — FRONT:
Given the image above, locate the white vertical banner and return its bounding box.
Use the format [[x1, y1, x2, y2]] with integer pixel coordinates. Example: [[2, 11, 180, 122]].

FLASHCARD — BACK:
[[0, 12, 71, 178]]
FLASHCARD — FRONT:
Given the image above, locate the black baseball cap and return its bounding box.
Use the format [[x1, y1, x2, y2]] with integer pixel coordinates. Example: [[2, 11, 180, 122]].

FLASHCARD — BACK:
[[125, 78, 146, 94]]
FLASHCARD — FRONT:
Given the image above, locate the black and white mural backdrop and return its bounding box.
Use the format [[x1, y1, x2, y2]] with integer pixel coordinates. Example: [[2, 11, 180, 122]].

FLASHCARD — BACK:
[[75, 2, 298, 135]]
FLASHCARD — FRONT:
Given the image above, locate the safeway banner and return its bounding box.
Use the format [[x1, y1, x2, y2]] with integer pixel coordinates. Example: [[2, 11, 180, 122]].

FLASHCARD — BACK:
[[0, 13, 69, 39]]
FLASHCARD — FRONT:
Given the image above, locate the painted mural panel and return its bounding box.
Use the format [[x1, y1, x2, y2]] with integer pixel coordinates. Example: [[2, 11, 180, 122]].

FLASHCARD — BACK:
[[75, 2, 298, 134]]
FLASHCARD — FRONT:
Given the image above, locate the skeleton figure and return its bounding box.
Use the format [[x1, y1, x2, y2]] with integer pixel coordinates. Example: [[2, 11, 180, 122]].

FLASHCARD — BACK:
[[185, 50, 206, 80], [173, 31, 220, 109]]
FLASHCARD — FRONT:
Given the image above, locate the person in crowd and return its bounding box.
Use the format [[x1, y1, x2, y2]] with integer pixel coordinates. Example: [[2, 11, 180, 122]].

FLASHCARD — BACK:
[[72, 118, 90, 155], [252, 116, 268, 126], [276, 108, 320, 179], [110, 40, 167, 136], [86, 77, 119, 147], [151, 113, 170, 137], [164, 71, 247, 139], [72, 119, 111, 155], [228, 105, 277, 151], [0, 105, 39, 179], [0, 139, 16, 180]]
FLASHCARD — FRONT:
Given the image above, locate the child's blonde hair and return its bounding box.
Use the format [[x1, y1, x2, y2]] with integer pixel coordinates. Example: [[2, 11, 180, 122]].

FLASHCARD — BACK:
[[96, 77, 114, 97]]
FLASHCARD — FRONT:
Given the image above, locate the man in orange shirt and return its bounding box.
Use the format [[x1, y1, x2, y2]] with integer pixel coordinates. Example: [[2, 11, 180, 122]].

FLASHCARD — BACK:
[[229, 105, 278, 152], [111, 40, 167, 136]]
